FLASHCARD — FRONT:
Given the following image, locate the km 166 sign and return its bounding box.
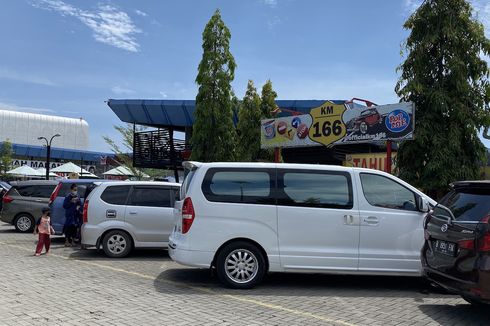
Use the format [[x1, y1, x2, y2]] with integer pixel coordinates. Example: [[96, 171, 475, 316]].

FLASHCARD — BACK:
[[261, 101, 414, 148]]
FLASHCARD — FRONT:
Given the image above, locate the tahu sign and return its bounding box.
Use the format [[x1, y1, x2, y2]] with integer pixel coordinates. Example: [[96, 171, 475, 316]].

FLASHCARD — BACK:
[[261, 101, 414, 148]]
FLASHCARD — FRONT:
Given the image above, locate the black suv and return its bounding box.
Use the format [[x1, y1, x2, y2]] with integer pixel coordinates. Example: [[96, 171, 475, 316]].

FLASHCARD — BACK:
[[422, 181, 490, 306]]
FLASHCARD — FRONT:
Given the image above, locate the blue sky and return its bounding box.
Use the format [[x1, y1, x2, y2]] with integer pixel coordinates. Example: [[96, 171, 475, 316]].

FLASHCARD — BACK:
[[0, 0, 489, 152]]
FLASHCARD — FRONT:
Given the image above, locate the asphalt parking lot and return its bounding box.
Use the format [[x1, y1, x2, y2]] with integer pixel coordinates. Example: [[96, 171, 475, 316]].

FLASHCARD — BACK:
[[0, 222, 488, 326]]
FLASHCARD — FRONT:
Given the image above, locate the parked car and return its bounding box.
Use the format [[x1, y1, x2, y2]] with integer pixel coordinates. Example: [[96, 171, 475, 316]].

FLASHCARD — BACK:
[[81, 181, 180, 258], [0, 180, 58, 232], [346, 108, 382, 134], [169, 162, 435, 288], [422, 181, 490, 306], [48, 179, 110, 235]]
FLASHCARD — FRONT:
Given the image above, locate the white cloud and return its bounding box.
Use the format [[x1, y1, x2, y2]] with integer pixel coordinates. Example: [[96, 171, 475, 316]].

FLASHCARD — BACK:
[[111, 85, 135, 95], [268, 15, 281, 29], [0, 67, 57, 86], [159, 91, 168, 98], [262, 0, 278, 8], [135, 9, 148, 17], [0, 101, 55, 114], [32, 0, 141, 52]]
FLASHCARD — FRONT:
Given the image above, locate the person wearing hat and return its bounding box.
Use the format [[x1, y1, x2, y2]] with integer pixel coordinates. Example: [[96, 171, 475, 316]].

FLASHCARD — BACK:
[[34, 207, 55, 256]]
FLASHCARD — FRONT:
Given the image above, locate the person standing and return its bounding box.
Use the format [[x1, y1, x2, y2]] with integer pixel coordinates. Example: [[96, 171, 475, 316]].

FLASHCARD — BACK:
[[63, 184, 81, 247], [34, 207, 55, 256]]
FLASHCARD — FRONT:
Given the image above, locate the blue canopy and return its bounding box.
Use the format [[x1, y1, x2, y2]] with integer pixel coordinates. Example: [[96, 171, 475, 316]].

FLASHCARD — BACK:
[[107, 99, 349, 131], [10, 143, 113, 162]]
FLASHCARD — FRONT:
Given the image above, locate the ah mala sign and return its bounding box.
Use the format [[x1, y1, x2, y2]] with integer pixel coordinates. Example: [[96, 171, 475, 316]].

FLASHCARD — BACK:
[[261, 101, 414, 148]]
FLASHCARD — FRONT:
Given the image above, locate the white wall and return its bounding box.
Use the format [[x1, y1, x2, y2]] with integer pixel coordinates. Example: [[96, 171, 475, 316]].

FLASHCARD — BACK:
[[0, 110, 89, 150]]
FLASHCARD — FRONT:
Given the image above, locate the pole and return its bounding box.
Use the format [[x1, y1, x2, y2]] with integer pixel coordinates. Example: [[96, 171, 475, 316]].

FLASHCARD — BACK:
[[46, 145, 51, 180], [386, 140, 392, 174], [274, 148, 280, 163]]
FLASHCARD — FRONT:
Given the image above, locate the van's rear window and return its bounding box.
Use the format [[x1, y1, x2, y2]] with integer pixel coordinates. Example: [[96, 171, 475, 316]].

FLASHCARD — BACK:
[[438, 188, 490, 222], [202, 168, 274, 205]]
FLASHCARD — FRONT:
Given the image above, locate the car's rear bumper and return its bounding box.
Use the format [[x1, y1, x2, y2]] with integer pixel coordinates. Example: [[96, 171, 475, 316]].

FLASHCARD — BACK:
[[0, 213, 14, 224], [81, 224, 102, 247], [168, 240, 214, 268], [423, 266, 490, 302]]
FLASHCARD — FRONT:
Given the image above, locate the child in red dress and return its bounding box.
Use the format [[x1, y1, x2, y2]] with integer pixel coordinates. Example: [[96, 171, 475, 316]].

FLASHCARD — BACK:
[[34, 207, 55, 256]]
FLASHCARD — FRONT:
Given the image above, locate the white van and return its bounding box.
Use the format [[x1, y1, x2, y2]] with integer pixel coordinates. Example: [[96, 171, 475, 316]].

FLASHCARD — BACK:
[[81, 181, 180, 258], [169, 162, 435, 288]]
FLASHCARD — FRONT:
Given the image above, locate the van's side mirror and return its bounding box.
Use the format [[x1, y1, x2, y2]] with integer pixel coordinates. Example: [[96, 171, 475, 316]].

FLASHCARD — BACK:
[[417, 196, 430, 213]]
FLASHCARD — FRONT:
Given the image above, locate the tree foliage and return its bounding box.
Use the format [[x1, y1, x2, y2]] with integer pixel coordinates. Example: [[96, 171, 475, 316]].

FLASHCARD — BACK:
[[0, 140, 13, 177], [395, 0, 490, 197], [260, 79, 277, 119], [237, 80, 262, 161], [191, 9, 237, 162]]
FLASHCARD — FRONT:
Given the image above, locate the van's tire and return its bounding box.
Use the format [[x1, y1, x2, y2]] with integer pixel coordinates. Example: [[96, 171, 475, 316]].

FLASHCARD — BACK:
[[14, 214, 34, 233], [216, 241, 266, 289], [102, 230, 132, 258]]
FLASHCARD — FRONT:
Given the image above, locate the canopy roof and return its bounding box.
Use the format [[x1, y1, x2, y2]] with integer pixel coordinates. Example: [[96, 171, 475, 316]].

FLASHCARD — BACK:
[[36, 168, 59, 177], [106, 99, 348, 130], [103, 166, 150, 178], [51, 162, 97, 178], [7, 165, 43, 176]]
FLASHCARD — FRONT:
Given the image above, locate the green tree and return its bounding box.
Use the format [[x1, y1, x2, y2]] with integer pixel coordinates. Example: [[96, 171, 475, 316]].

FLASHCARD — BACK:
[[395, 0, 490, 198], [259, 79, 278, 161], [260, 79, 277, 119], [237, 80, 262, 161], [191, 9, 237, 162], [0, 140, 13, 177]]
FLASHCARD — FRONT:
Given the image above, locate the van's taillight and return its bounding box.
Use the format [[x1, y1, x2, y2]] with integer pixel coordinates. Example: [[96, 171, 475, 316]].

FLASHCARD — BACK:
[[181, 197, 195, 234], [479, 233, 490, 252], [82, 200, 89, 224], [478, 215, 490, 252], [2, 195, 13, 203], [458, 239, 475, 250], [49, 183, 62, 205]]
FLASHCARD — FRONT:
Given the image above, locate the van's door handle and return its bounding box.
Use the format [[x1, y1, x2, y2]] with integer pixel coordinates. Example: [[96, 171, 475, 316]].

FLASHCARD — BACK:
[[129, 211, 137, 215], [35, 199, 43, 202], [363, 216, 379, 225], [106, 210, 117, 218], [344, 215, 354, 225]]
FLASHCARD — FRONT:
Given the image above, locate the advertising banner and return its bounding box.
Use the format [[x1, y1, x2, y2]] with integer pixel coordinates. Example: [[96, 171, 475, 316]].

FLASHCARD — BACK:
[[261, 101, 414, 148], [343, 153, 397, 173]]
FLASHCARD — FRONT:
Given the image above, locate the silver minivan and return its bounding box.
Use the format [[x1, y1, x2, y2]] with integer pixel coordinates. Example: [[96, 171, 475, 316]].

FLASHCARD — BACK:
[[81, 181, 180, 258]]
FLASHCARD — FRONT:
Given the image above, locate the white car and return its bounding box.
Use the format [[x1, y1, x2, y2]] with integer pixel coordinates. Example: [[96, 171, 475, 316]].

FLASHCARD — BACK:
[[81, 181, 180, 258], [169, 162, 435, 288]]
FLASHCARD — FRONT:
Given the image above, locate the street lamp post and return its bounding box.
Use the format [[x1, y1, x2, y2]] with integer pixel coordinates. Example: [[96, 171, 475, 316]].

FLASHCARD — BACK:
[[38, 134, 61, 180]]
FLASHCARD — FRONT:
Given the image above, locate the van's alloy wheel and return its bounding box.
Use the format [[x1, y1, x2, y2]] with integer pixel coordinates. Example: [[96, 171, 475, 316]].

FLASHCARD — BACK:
[[216, 241, 266, 289], [15, 215, 33, 233], [102, 231, 132, 258]]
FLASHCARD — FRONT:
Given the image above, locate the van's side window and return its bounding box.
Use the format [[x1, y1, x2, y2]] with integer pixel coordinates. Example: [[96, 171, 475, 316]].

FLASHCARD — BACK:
[[278, 171, 353, 209], [360, 173, 416, 211], [128, 187, 172, 208], [202, 169, 273, 204], [100, 186, 131, 205]]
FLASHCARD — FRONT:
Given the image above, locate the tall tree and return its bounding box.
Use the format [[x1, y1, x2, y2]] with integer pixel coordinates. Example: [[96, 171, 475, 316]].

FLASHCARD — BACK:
[[191, 9, 237, 162], [395, 0, 490, 197], [237, 80, 262, 161], [0, 140, 13, 177], [259, 80, 278, 161], [260, 79, 277, 119]]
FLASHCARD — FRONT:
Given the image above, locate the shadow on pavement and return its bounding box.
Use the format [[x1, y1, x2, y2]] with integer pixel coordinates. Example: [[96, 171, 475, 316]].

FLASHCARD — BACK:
[[419, 303, 490, 324], [66, 248, 172, 262], [154, 268, 455, 299]]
